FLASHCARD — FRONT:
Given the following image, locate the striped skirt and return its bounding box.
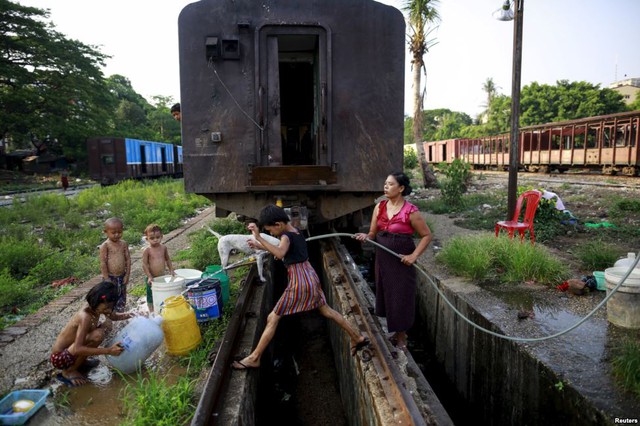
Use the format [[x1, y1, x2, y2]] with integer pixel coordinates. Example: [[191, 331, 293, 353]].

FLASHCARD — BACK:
[[274, 261, 327, 316]]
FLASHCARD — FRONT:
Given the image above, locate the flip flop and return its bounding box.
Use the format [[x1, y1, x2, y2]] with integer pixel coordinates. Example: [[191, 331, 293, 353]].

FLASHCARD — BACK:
[[231, 360, 259, 370], [351, 337, 370, 357], [56, 373, 86, 387]]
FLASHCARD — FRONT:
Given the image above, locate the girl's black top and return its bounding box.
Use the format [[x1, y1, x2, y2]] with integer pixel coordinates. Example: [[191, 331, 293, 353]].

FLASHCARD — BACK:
[[282, 230, 308, 266]]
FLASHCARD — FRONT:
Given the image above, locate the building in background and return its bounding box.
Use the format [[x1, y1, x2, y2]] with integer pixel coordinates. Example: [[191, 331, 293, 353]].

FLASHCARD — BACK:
[[609, 77, 640, 106]]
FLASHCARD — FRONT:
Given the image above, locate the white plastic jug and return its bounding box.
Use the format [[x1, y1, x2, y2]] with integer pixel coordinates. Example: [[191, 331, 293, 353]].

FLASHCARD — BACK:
[[614, 252, 639, 270], [106, 316, 164, 374]]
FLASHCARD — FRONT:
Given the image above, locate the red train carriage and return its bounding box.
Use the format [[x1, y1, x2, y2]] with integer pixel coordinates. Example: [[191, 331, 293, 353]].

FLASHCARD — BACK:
[[423, 110, 640, 175]]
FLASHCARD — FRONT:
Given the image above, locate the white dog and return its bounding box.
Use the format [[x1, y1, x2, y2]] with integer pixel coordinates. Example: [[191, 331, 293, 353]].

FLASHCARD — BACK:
[[207, 227, 280, 282]]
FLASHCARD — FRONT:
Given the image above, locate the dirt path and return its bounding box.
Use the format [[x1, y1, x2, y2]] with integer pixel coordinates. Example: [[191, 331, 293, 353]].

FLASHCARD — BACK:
[[0, 207, 216, 393]]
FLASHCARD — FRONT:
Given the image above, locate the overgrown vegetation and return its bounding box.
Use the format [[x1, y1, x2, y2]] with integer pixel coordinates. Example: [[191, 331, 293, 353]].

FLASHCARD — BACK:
[[436, 234, 570, 285], [437, 158, 471, 207], [572, 240, 622, 271], [612, 338, 640, 398], [0, 179, 210, 329]]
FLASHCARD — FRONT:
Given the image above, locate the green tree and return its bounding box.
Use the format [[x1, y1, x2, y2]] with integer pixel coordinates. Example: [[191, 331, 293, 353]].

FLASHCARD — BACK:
[[148, 96, 181, 144], [520, 80, 626, 126], [404, 0, 440, 188], [0, 0, 116, 160], [630, 91, 640, 111]]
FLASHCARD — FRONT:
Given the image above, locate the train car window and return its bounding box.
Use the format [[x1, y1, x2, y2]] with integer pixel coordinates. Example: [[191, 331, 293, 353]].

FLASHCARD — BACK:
[[161, 147, 167, 172], [631, 124, 638, 147], [101, 155, 114, 165], [602, 127, 612, 148], [615, 126, 627, 147], [551, 132, 561, 150], [586, 126, 598, 148], [260, 27, 327, 167], [140, 145, 147, 174]]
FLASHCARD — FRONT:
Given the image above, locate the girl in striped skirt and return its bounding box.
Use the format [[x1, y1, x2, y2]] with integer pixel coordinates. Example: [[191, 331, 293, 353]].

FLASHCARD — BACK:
[[231, 204, 369, 370]]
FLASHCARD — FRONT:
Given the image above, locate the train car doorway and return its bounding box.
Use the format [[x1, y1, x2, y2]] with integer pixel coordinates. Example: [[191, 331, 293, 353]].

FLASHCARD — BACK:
[[260, 27, 328, 167]]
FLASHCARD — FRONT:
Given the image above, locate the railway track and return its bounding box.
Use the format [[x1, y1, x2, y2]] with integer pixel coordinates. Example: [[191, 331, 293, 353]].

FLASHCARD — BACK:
[[476, 169, 640, 189], [191, 237, 449, 426]]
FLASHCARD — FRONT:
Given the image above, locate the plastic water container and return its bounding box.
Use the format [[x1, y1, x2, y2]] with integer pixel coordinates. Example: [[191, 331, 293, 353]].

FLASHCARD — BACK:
[[105, 316, 164, 374], [186, 277, 222, 322], [592, 271, 606, 291], [604, 266, 640, 329], [151, 275, 185, 313], [202, 265, 230, 304], [614, 252, 639, 270], [161, 295, 201, 355], [175, 268, 202, 288]]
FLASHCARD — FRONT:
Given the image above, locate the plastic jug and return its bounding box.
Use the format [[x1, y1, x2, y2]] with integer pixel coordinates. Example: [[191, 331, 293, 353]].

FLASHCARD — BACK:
[[151, 275, 185, 313], [105, 316, 164, 374], [614, 252, 639, 271], [161, 295, 201, 356], [202, 265, 230, 305], [186, 277, 222, 322]]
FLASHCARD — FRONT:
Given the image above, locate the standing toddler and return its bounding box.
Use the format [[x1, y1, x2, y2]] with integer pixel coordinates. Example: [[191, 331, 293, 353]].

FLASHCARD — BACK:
[[100, 217, 131, 313], [142, 224, 174, 312]]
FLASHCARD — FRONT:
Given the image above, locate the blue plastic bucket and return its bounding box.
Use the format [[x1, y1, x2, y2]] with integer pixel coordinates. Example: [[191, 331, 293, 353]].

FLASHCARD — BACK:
[[186, 278, 222, 322]]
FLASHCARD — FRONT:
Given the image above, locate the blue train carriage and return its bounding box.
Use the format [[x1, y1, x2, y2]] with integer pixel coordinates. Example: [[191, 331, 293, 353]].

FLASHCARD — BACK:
[[178, 0, 405, 225], [87, 137, 183, 185]]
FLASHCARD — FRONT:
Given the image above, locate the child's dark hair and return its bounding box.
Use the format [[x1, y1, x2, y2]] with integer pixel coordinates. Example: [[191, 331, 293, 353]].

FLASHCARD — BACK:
[[86, 281, 119, 311], [104, 217, 123, 229], [170, 103, 180, 113], [258, 204, 290, 227], [390, 171, 412, 196]]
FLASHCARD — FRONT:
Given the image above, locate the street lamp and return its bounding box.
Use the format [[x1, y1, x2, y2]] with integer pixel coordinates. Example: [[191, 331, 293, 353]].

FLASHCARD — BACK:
[[494, 0, 524, 220]]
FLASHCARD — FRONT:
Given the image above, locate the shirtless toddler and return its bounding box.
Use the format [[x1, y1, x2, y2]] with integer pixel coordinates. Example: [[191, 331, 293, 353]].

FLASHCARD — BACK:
[[142, 224, 174, 312], [99, 217, 131, 312]]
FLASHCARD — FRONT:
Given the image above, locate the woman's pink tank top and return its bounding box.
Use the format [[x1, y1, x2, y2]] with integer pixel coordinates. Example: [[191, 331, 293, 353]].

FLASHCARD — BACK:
[[377, 199, 418, 234]]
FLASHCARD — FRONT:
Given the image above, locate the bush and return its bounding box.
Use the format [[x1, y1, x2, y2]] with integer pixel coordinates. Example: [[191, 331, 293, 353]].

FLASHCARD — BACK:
[[0, 238, 51, 278], [573, 240, 621, 271], [403, 147, 418, 170], [438, 158, 471, 207], [436, 234, 570, 285], [0, 268, 36, 312], [612, 338, 640, 398]]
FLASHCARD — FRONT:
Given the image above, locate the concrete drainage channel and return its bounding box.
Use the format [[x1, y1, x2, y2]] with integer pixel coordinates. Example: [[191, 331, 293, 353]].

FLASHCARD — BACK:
[[414, 271, 639, 425]]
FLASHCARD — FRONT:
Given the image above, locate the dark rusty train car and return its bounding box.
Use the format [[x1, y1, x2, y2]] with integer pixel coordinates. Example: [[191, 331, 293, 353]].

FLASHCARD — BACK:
[[423, 110, 640, 175], [178, 0, 405, 226], [87, 137, 183, 185]]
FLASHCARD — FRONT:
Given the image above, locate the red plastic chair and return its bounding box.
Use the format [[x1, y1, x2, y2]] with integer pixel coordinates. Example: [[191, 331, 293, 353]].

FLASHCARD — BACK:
[[495, 190, 542, 244]]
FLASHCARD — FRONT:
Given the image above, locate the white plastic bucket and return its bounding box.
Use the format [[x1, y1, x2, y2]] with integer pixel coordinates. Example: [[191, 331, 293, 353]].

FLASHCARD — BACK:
[[152, 275, 185, 313], [174, 269, 202, 287], [604, 266, 640, 329]]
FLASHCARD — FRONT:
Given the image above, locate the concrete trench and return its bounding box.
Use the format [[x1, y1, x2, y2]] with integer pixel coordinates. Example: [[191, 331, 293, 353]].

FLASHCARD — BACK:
[[415, 272, 635, 426]]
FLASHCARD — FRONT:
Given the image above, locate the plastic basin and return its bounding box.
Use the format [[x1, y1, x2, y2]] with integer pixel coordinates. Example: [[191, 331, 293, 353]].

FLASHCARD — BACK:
[[0, 389, 49, 425]]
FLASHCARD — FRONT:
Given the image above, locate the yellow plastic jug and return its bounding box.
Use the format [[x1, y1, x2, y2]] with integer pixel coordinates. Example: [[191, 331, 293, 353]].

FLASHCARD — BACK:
[[160, 295, 202, 356]]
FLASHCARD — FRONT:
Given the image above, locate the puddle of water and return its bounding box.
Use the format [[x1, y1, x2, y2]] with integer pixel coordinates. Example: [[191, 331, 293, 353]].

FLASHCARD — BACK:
[[37, 348, 188, 425]]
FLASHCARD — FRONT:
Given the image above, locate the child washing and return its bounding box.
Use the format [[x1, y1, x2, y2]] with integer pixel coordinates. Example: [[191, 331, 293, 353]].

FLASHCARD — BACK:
[[142, 223, 175, 312], [51, 281, 134, 386], [100, 217, 131, 313], [231, 204, 369, 370]]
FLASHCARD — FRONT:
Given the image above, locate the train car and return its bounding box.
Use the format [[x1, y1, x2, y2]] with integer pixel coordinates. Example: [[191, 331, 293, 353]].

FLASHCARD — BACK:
[[423, 110, 640, 175], [178, 0, 405, 227], [87, 137, 183, 185]]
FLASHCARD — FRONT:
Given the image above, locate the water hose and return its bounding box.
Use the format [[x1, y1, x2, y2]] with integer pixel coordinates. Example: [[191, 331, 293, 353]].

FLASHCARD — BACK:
[[306, 232, 639, 343]]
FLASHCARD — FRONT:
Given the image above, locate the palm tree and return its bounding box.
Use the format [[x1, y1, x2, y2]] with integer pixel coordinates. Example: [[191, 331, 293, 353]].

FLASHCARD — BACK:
[[480, 77, 499, 123], [404, 0, 440, 187]]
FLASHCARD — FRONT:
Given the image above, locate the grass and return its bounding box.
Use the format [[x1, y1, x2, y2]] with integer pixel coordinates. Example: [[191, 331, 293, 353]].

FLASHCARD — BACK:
[[0, 178, 211, 329], [436, 234, 570, 285], [572, 240, 622, 271], [612, 338, 640, 398]]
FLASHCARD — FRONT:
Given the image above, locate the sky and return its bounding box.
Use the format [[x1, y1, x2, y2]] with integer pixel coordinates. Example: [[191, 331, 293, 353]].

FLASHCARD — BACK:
[[17, 0, 640, 118]]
